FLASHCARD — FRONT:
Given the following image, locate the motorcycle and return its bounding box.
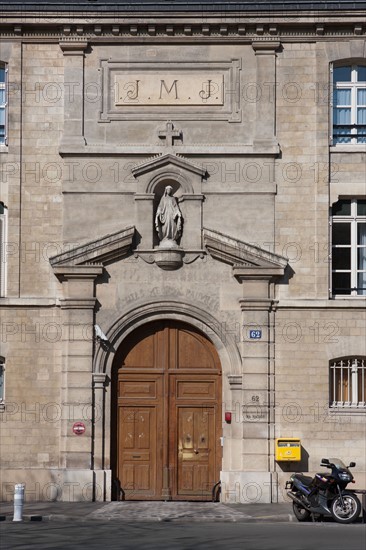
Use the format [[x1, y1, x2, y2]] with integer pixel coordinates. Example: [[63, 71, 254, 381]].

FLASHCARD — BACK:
[[286, 458, 361, 524]]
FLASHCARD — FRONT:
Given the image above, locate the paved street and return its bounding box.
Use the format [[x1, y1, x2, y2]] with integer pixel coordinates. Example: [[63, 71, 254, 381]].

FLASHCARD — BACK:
[[1, 521, 365, 550]]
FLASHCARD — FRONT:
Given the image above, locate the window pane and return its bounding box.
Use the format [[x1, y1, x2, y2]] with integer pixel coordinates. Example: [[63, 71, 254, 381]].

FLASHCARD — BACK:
[[358, 223, 366, 245], [357, 272, 366, 295], [357, 248, 366, 270], [357, 65, 366, 82], [358, 89, 366, 105], [332, 200, 351, 216], [358, 239, 366, 273], [333, 247, 351, 269], [332, 272, 351, 294], [0, 365, 4, 401], [334, 66, 352, 82], [332, 222, 351, 244], [0, 109, 4, 125], [358, 108, 366, 124], [334, 108, 351, 125], [334, 89, 351, 106], [358, 367, 366, 402], [357, 200, 366, 215], [0, 89, 4, 104], [0, 67, 5, 82]]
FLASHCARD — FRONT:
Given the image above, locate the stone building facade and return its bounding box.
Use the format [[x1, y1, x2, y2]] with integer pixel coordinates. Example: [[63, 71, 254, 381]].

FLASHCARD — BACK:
[[0, 1, 365, 502]]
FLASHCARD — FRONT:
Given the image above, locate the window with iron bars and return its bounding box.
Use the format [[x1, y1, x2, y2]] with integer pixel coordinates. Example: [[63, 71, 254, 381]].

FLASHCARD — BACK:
[[330, 357, 366, 408]]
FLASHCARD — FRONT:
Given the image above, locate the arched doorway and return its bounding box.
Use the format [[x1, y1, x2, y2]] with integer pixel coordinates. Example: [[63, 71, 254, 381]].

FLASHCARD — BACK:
[[111, 320, 222, 501]]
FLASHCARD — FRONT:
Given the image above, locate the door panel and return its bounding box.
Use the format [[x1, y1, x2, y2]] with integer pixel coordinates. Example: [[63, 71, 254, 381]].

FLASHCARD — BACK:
[[118, 406, 159, 497], [177, 407, 215, 497], [115, 322, 222, 501], [117, 374, 163, 499], [175, 379, 216, 400], [175, 327, 218, 370]]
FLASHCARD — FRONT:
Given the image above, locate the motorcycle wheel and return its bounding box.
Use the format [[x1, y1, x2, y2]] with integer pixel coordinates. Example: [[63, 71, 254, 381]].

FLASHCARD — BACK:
[[292, 501, 311, 522], [330, 492, 361, 524]]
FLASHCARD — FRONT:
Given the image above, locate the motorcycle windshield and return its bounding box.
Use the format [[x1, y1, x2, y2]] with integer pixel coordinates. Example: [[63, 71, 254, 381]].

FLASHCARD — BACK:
[[328, 458, 347, 469]]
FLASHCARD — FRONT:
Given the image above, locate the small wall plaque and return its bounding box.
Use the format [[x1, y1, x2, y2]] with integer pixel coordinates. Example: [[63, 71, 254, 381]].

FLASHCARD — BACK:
[[249, 330, 262, 339]]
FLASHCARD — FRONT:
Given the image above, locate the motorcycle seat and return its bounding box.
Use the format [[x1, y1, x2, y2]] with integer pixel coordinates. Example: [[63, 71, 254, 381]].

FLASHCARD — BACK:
[[294, 474, 313, 486]]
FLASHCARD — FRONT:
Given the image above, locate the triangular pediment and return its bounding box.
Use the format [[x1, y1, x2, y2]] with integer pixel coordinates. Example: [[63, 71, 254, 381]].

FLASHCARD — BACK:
[[50, 226, 135, 267], [131, 153, 207, 178], [203, 228, 287, 274]]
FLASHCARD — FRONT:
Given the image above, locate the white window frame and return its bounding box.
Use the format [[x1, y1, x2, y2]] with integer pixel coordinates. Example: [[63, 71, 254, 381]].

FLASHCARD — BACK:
[[0, 64, 7, 146], [330, 357, 366, 408], [332, 64, 366, 145], [331, 198, 366, 296], [0, 202, 7, 297]]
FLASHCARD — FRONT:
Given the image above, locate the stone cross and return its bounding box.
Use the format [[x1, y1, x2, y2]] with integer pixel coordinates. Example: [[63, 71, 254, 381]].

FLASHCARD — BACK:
[[158, 121, 182, 147]]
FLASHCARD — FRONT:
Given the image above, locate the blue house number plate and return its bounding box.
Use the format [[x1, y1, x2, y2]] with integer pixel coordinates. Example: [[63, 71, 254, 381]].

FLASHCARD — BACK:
[[249, 330, 262, 339]]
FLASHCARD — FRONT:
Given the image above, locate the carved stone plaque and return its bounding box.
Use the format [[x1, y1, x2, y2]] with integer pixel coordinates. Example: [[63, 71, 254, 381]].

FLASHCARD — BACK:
[[100, 59, 241, 122], [114, 74, 224, 106]]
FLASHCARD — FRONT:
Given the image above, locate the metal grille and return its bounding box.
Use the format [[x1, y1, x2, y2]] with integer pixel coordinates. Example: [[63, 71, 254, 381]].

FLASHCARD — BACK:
[[330, 357, 366, 407]]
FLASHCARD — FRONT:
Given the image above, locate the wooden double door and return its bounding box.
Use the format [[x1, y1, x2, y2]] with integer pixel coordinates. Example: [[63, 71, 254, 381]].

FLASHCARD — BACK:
[[113, 321, 222, 500]]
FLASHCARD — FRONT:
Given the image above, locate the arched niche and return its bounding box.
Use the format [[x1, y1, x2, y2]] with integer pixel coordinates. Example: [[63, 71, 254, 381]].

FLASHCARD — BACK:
[[133, 154, 206, 253], [151, 177, 183, 249]]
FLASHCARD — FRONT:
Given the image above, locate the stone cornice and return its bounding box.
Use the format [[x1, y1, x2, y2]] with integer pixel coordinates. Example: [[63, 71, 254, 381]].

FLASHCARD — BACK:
[[59, 298, 98, 309], [0, 21, 365, 41], [132, 153, 207, 179], [59, 40, 88, 55], [53, 266, 104, 279], [59, 144, 281, 156], [203, 228, 288, 271], [239, 298, 278, 311], [252, 41, 281, 54], [50, 226, 135, 267]]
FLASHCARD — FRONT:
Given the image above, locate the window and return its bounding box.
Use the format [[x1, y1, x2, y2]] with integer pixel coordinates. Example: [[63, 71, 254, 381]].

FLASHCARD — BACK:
[[0, 202, 7, 296], [0, 65, 7, 145], [330, 357, 366, 408], [0, 357, 4, 408], [331, 199, 366, 296], [332, 64, 366, 144]]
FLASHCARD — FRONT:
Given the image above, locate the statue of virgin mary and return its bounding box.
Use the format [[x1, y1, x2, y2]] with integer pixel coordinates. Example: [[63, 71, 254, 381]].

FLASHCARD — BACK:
[[155, 186, 182, 247]]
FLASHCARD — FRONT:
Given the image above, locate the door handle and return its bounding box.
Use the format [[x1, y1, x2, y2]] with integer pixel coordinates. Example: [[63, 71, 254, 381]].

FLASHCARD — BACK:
[[194, 449, 199, 454]]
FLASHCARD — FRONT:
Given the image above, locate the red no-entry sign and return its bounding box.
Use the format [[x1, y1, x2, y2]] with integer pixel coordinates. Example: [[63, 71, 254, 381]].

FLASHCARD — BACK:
[[72, 422, 86, 435]]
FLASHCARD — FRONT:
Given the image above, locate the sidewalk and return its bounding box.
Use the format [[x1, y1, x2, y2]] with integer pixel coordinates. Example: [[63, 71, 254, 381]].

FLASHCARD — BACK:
[[0, 501, 294, 523]]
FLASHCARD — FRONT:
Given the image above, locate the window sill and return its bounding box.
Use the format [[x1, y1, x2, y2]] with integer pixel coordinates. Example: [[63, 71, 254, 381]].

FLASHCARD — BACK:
[[330, 145, 366, 153], [0, 145, 8, 154], [330, 294, 366, 301], [329, 406, 366, 412]]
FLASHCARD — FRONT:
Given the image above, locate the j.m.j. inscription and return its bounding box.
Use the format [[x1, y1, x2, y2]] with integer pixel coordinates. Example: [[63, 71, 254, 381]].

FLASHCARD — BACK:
[[115, 74, 224, 106]]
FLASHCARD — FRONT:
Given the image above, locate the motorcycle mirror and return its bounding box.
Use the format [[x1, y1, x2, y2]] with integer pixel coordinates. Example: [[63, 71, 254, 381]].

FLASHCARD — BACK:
[[321, 458, 329, 464], [349, 462, 356, 468]]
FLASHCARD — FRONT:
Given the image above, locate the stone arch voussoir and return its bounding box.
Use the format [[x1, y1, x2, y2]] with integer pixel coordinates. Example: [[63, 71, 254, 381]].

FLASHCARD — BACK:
[[94, 300, 241, 379]]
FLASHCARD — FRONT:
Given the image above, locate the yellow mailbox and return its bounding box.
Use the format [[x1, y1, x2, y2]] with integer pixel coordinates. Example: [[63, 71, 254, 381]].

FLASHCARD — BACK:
[[275, 438, 301, 462]]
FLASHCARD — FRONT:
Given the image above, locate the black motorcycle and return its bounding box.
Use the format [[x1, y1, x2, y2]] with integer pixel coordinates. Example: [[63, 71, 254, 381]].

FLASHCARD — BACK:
[[286, 458, 361, 524]]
